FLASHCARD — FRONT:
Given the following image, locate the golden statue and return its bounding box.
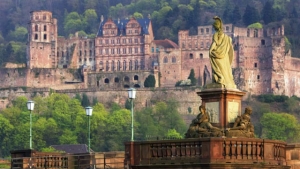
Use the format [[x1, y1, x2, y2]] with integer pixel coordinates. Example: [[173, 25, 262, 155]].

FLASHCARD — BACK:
[[207, 16, 236, 89]]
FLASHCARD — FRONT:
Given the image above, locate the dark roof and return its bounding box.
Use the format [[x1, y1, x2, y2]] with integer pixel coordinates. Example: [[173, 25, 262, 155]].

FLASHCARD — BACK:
[[153, 39, 179, 48], [51, 144, 93, 154], [97, 18, 151, 37]]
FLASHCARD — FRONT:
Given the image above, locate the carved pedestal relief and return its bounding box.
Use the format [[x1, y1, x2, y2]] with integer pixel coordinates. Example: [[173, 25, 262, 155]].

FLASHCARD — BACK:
[[206, 102, 219, 123], [228, 101, 239, 123]]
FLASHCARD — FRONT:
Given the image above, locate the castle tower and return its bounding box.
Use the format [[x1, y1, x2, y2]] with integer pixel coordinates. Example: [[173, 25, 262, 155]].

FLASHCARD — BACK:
[[27, 10, 57, 68]]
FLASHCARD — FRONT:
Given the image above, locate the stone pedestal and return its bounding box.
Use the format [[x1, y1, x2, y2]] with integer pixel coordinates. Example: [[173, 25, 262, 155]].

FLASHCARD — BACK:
[[197, 88, 246, 129]]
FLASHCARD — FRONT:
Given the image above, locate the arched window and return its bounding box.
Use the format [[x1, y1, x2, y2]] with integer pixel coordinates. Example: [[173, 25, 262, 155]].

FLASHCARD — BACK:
[[114, 77, 119, 83], [117, 60, 121, 71], [124, 76, 130, 82], [134, 84, 140, 88], [106, 61, 109, 71], [172, 57, 176, 63], [134, 75, 139, 80], [44, 25, 47, 31], [134, 60, 138, 70], [43, 34, 47, 40], [123, 60, 126, 70], [111, 61, 115, 71], [35, 25, 38, 31], [163, 57, 168, 63], [200, 53, 203, 59], [189, 53, 193, 59], [104, 78, 109, 83], [129, 60, 133, 70]]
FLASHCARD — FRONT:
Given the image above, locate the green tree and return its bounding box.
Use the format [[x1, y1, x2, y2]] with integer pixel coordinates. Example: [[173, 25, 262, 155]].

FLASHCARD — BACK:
[[165, 129, 182, 139], [144, 74, 156, 87], [81, 93, 90, 107], [188, 69, 197, 86], [262, 1, 276, 24], [0, 115, 14, 157], [261, 112, 300, 142], [8, 26, 28, 42], [83, 9, 98, 33], [243, 5, 260, 26]]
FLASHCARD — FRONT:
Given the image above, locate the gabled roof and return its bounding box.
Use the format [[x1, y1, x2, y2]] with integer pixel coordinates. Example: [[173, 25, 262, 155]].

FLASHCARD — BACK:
[[97, 18, 151, 37], [153, 39, 179, 49], [51, 144, 94, 154]]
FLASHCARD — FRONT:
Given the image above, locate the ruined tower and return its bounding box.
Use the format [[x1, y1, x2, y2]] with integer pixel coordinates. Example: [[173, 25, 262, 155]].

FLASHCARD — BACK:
[[27, 10, 57, 68]]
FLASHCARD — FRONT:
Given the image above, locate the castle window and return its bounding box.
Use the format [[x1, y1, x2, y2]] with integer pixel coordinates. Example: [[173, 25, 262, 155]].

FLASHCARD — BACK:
[[201, 28, 204, 34], [226, 26, 229, 31], [134, 60, 138, 70], [84, 50, 87, 56], [135, 30, 138, 34], [97, 80, 99, 86], [254, 29, 258, 37], [134, 39, 138, 43], [111, 30, 114, 34], [257, 75, 260, 80], [35, 15, 39, 20], [111, 39, 114, 44], [89, 41, 92, 47], [62, 51, 64, 57], [115, 77, 119, 83], [182, 43, 185, 48], [201, 42, 204, 48], [43, 34, 47, 40], [43, 15, 46, 20], [129, 39, 132, 43], [79, 58, 82, 62], [106, 61, 109, 71], [79, 50, 82, 56], [200, 53, 203, 59], [156, 47, 159, 52], [129, 60, 133, 70], [151, 47, 154, 53], [129, 48, 132, 54], [34, 34, 38, 40], [111, 61, 115, 71], [99, 40, 102, 44], [206, 42, 210, 48], [90, 50, 92, 56], [190, 53, 193, 59], [123, 60, 126, 70], [105, 39, 109, 44], [117, 39, 120, 44], [134, 75, 139, 80], [117, 48, 120, 54], [105, 49, 109, 54], [123, 39, 126, 43], [172, 57, 176, 63], [261, 39, 265, 45], [123, 48, 126, 54], [206, 28, 209, 34], [44, 25, 47, 31], [111, 48, 115, 54], [117, 60, 121, 71], [99, 49, 102, 55], [104, 78, 109, 83], [247, 29, 250, 37], [254, 63, 257, 68], [124, 76, 130, 82], [163, 57, 168, 63], [135, 47, 138, 53]]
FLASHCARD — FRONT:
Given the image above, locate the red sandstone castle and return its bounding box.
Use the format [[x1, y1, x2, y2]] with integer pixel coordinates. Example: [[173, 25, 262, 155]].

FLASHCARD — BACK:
[[24, 10, 300, 96]]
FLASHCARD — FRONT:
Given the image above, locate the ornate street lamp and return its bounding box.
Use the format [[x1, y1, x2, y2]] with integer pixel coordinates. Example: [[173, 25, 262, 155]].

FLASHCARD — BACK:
[[128, 88, 136, 141], [27, 101, 35, 149], [85, 106, 93, 153]]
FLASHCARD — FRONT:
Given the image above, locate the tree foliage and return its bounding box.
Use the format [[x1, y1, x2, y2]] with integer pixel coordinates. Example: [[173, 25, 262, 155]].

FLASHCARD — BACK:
[[144, 74, 156, 87], [188, 69, 197, 86]]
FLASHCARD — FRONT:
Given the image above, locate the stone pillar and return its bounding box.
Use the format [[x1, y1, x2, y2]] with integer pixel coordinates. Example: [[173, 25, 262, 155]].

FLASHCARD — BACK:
[[197, 88, 246, 129]]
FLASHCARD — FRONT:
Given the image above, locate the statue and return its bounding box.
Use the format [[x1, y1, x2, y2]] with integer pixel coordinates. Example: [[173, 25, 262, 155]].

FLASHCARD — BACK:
[[207, 16, 236, 89], [185, 105, 222, 138], [226, 107, 255, 138]]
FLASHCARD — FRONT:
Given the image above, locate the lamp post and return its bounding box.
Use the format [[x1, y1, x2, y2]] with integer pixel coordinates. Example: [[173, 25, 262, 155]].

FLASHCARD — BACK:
[[27, 101, 35, 149], [85, 106, 93, 153], [128, 88, 136, 141]]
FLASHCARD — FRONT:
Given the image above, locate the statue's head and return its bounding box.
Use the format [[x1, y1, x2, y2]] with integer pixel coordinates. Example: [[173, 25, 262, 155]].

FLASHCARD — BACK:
[[212, 16, 223, 31], [199, 105, 206, 113], [245, 106, 252, 115]]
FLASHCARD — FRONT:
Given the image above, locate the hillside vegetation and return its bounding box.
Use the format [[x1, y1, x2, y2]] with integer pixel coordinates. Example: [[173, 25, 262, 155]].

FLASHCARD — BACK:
[[0, 0, 300, 66]]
